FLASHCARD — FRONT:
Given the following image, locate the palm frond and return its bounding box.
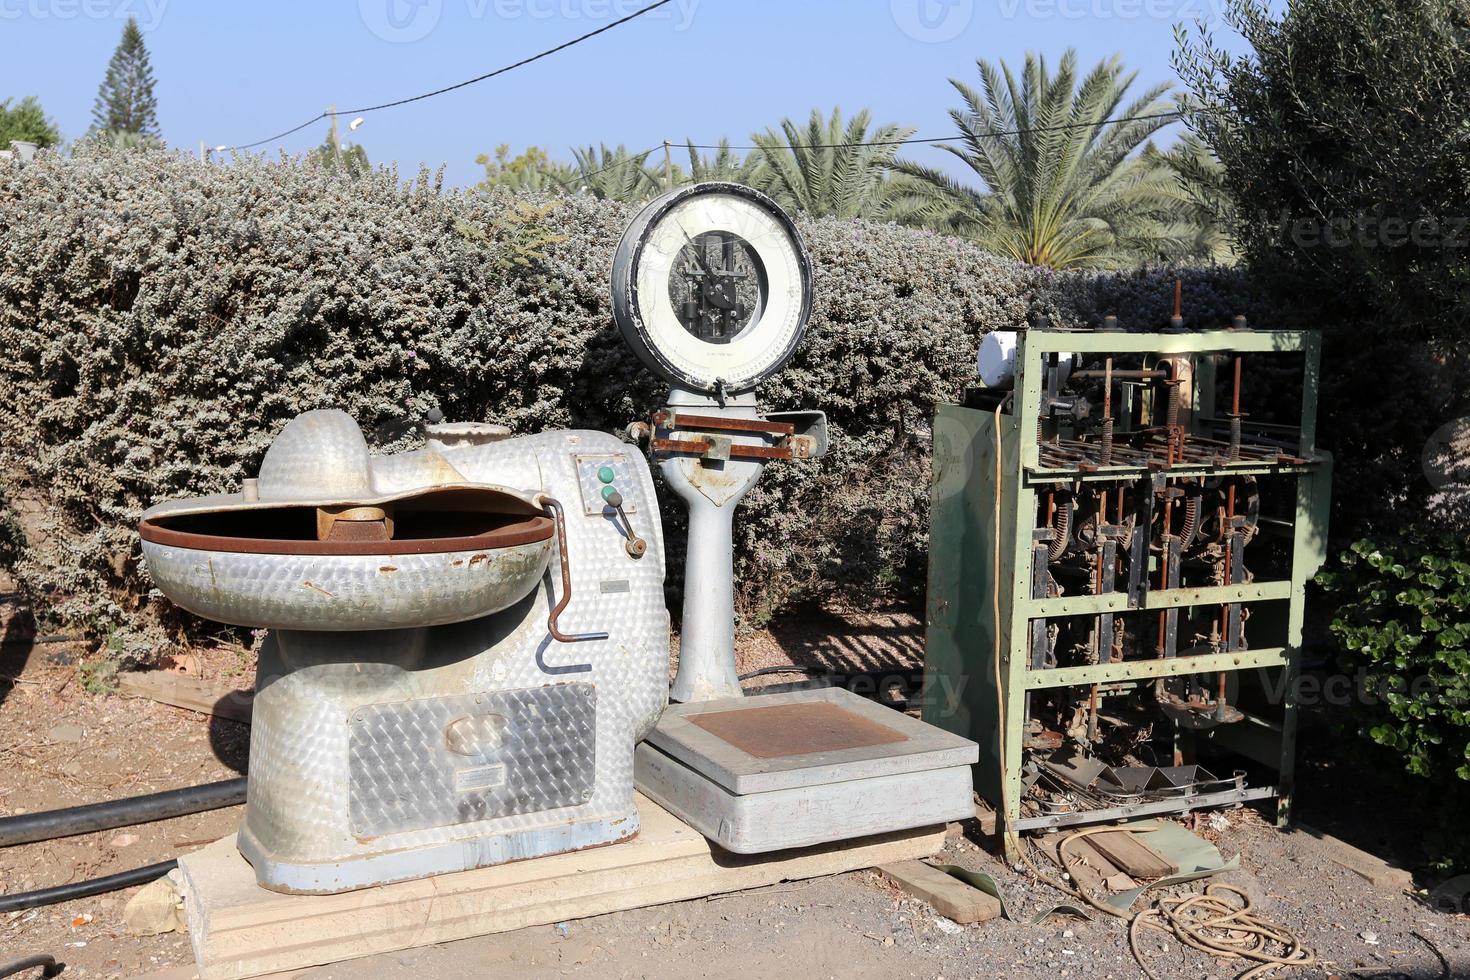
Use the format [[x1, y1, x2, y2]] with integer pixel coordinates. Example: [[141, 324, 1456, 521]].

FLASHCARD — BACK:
[[894, 49, 1216, 270]]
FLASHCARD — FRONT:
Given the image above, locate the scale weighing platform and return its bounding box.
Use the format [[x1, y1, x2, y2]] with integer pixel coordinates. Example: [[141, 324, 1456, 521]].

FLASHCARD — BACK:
[[613, 183, 979, 852], [635, 687, 976, 852]]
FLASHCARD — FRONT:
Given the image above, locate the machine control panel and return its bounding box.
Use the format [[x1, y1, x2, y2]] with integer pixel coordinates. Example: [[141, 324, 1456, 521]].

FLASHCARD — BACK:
[[574, 453, 639, 516]]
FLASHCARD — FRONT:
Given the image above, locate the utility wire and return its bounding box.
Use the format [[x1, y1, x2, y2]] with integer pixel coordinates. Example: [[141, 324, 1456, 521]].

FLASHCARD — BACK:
[[220, 0, 676, 152], [685, 110, 1186, 152], [530, 109, 1187, 195], [539, 144, 665, 193]]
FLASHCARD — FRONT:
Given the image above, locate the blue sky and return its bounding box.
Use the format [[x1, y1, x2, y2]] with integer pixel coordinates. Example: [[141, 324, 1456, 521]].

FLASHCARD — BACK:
[[2, 0, 1245, 187]]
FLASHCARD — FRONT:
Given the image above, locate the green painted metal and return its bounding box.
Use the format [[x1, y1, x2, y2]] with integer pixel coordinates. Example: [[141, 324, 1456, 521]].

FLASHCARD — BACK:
[[1027, 580, 1294, 618], [924, 329, 1332, 855], [1027, 648, 1288, 689]]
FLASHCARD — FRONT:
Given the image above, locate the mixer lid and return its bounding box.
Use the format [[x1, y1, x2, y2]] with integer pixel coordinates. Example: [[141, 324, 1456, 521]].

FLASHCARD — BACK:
[[141, 408, 543, 523], [140, 482, 542, 524]]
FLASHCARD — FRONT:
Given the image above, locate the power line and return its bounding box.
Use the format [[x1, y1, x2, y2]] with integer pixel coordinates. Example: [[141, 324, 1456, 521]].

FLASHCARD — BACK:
[[221, 0, 676, 152], [520, 110, 1188, 196], [685, 109, 1186, 152], [540, 145, 664, 193]]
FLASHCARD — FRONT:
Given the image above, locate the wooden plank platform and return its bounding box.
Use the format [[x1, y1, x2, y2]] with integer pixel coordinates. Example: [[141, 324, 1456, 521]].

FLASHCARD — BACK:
[[178, 794, 947, 979]]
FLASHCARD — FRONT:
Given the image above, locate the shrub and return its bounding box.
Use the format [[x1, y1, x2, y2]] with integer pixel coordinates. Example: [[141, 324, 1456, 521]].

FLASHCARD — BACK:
[[1318, 534, 1470, 783], [1318, 532, 1470, 869], [0, 483, 22, 571], [0, 145, 1253, 654]]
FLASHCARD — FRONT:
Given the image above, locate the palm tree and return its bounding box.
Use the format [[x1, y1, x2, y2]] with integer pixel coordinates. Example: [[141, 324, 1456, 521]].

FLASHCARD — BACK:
[[1143, 131, 1236, 264], [475, 145, 577, 196], [570, 144, 664, 202], [895, 51, 1201, 269], [749, 108, 917, 219], [683, 139, 765, 186]]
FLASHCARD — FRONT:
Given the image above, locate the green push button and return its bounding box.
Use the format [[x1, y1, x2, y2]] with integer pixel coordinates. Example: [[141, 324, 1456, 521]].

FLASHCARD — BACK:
[[597, 465, 616, 485], [601, 485, 618, 502]]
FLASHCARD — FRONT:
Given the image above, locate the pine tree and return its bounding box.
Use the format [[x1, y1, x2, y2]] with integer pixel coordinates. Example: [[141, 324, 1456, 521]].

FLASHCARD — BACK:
[[91, 18, 159, 138]]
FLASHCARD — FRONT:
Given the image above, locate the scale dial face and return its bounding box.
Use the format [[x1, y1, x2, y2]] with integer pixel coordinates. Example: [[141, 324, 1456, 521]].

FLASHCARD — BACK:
[[612, 183, 814, 394]]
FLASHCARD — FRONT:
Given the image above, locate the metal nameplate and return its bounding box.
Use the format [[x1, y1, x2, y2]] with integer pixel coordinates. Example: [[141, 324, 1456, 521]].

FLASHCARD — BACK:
[[348, 684, 597, 838]]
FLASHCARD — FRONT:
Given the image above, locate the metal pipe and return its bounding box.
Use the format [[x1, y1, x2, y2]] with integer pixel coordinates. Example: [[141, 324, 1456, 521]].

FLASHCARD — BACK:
[[1228, 355, 1244, 461], [537, 495, 610, 644], [1070, 369, 1167, 380]]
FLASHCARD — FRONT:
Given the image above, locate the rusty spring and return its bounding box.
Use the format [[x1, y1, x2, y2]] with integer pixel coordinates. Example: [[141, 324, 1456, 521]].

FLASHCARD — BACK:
[[1049, 493, 1074, 561]]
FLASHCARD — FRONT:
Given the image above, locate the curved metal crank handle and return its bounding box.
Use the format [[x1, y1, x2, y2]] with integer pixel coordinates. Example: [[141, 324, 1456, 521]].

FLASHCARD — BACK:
[[536, 494, 611, 644]]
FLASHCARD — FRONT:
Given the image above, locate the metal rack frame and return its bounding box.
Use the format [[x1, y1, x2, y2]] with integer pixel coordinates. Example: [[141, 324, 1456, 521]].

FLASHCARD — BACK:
[[924, 330, 1333, 854]]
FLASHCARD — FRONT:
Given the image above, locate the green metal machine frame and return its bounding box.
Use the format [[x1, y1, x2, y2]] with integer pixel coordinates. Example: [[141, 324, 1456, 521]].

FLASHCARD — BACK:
[[924, 329, 1332, 853]]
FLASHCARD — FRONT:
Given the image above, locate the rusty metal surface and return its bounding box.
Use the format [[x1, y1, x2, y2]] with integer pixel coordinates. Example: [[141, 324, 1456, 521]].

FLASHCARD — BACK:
[[689, 701, 910, 759], [138, 513, 554, 556], [656, 410, 797, 436], [650, 438, 793, 461], [537, 495, 611, 644]]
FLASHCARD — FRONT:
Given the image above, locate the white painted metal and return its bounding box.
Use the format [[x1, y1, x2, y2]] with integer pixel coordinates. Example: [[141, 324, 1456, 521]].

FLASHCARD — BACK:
[[646, 687, 979, 794], [659, 387, 766, 703], [635, 744, 975, 854], [978, 330, 1076, 388], [611, 183, 814, 395]]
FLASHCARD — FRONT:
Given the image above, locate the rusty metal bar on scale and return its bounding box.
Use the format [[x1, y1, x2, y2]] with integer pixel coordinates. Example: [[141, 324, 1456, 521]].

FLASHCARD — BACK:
[[654, 411, 796, 437], [650, 438, 793, 461]]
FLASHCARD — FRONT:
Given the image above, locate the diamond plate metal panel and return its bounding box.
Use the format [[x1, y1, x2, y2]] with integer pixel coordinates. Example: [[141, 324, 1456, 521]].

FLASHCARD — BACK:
[[348, 684, 597, 838]]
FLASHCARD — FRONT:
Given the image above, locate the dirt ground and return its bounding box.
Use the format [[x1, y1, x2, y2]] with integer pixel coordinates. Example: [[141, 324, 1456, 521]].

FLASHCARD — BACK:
[[3, 588, 1470, 980]]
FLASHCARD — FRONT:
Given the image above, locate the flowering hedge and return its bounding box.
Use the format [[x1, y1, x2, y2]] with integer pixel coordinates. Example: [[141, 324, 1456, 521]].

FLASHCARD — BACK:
[[0, 145, 1258, 654]]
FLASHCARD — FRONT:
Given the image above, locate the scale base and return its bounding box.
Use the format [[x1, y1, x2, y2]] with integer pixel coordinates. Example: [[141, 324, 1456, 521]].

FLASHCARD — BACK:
[[634, 687, 978, 853]]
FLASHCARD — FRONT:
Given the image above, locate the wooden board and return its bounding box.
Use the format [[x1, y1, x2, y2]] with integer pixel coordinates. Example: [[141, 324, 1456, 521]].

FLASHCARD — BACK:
[[119, 672, 254, 725], [1083, 830, 1177, 879], [178, 794, 946, 980], [879, 861, 1002, 924], [1297, 824, 1414, 891], [1033, 835, 1136, 896]]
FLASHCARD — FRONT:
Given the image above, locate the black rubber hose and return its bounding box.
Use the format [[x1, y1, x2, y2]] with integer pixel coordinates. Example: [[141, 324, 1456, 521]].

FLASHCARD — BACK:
[[0, 954, 62, 979], [0, 777, 245, 848], [0, 859, 177, 914], [0, 955, 60, 979], [737, 665, 829, 682]]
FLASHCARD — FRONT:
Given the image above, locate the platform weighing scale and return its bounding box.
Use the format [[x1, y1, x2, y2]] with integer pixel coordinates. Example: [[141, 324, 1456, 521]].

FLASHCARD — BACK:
[[139, 183, 974, 896], [614, 183, 977, 853]]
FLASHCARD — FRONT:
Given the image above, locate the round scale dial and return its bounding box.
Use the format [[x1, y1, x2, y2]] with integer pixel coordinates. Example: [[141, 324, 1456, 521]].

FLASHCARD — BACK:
[[612, 183, 814, 394]]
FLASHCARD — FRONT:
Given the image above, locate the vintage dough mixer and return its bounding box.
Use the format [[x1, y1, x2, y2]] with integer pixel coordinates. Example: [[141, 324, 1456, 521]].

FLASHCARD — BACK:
[[141, 416, 667, 893], [141, 183, 973, 894]]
